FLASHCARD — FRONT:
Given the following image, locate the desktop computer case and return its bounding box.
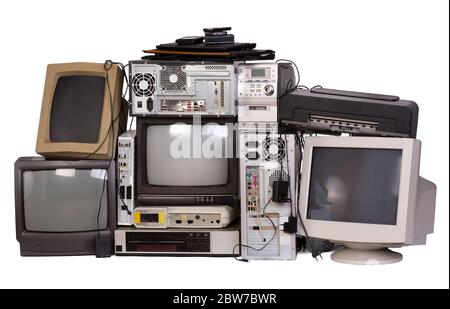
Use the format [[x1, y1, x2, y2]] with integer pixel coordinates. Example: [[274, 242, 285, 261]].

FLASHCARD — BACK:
[[238, 126, 297, 260], [117, 131, 136, 225], [129, 60, 238, 116]]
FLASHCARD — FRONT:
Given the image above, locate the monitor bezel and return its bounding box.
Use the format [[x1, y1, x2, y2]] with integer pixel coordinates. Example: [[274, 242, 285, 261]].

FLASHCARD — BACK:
[[35, 62, 125, 160], [136, 116, 238, 196], [298, 136, 421, 245], [15, 157, 117, 256]]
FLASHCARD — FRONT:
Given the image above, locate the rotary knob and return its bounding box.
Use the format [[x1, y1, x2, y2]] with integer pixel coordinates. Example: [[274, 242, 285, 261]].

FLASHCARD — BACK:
[[264, 84, 275, 96]]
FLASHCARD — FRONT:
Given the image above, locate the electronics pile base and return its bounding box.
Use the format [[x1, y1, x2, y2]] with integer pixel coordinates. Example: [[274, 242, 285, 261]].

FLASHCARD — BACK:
[[115, 221, 240, 256]]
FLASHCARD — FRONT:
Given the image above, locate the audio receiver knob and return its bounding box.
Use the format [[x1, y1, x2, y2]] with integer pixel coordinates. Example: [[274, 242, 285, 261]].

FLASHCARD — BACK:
[[264, 85, 274, 96]]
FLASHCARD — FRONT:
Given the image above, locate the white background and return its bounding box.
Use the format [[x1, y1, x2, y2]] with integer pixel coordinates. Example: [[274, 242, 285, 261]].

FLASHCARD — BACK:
[[0, 0, 448, 289]]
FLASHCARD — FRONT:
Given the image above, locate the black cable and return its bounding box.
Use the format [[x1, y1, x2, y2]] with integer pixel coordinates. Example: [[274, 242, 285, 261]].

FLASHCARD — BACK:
[[94, 61, 133, 221], [84, 59, 133, 161], [262, 197, 272, 214], [233, 230, 277, 260], [95, 61, 116, 238], [121, 63, 129, 99], [105, 59, 131, 110], [294, 132, 322, 260], [117, 62, 135, 215], [276, 59, 325, 95], [294, 134, 304, 219], [95, 60, 131, 246], [128, 115, 135, 131], [276, 59, 301, 97], [283, 134, 294, 218], [275, 59, 300, 114], [233, 196, 278, 262], [118, 194, 132, 215], [96, 171, 108, 235]]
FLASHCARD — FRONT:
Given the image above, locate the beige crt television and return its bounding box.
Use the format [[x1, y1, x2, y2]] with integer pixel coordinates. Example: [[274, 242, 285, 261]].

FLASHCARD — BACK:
[[298, 136, 437, 265], [36, 62, 126, 159]]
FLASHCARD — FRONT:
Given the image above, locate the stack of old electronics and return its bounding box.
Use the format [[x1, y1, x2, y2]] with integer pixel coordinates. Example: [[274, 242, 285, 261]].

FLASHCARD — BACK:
[[14, 26, 438, 264], [115, 28, 296, 258], [116, 34, 244, 257], [15, 62, 128, 257]]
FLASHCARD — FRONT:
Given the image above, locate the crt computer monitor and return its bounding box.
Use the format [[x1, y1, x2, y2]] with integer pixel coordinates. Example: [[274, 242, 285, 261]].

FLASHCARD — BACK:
[[36, 62, 126, 160], [15, 157, 116, 256], [298, 136, 436, 265], [136, 116, 238, 206]]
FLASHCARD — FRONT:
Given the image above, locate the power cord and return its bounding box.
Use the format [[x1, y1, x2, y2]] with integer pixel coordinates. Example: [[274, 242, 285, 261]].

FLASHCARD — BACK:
[[83, 61, 129, 160], [281, 133, 298, 233], [276, 59, 301, 98], [93, 60, 130, 256], [294, 132, 323, 260], [233, 198, 278, 262]]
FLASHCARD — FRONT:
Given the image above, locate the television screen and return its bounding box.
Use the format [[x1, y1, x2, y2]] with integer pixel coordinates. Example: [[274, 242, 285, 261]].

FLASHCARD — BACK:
[[50, 75, 105, 143], [146, 124, 230, 186], [307, 148, 402, 225], [23, 168, 108, 232]]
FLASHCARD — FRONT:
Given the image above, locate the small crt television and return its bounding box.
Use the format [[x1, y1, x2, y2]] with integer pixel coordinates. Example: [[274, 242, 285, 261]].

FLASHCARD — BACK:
[[298, 136, 437, 265], [136, 116, 238, 207], [15, 157, 117, 256], [36, 62, 126, 160]]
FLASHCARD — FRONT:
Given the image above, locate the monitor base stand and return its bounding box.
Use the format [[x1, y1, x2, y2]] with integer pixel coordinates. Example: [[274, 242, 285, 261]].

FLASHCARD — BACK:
[[331, 246, 402, 265]]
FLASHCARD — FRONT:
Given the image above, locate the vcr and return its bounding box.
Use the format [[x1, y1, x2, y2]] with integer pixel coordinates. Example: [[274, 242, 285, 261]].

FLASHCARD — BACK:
[[115, 223, 240, 256]]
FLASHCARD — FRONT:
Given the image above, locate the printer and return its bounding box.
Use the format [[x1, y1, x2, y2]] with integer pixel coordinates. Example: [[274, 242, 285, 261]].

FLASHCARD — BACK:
[[279, 88, 418, 138]]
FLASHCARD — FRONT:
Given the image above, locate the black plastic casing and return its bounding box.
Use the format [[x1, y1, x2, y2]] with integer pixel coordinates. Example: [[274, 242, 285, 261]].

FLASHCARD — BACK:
[[15, 157, 116, 257], [279, 88, 418, 138]]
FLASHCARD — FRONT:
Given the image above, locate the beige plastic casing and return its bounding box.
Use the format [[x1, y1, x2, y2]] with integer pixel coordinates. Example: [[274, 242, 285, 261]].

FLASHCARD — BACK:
[[298, 136, 436, 246], [36, 62, 124, 160]]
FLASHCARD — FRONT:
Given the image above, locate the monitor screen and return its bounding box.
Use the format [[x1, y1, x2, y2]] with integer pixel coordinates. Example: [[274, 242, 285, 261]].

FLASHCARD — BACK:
[[146, 124, 230, 186], [307, 148, 402, 225], [50, 75, 105, 143], [23, 169, 108, 232]]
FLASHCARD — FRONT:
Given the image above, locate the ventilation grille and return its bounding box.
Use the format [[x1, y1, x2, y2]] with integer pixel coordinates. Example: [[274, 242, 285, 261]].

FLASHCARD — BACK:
[[262, 137, 286, 162], [160, 65, 187, 91], [132, 73, 155, 97], [309, 115, 379, 130], [268, 170, 289, 187], [205, 65, 228, 70]]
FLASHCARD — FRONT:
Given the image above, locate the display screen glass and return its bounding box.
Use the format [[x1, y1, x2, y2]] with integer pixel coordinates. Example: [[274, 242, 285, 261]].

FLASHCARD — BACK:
[[50, 75, 105, 143], [307, 148, 402, 225], [23, 169, 108, 232], [251, 68, 266, 78], [146, 124, 231, 186]]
